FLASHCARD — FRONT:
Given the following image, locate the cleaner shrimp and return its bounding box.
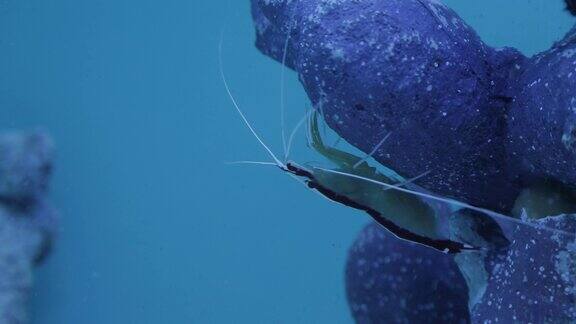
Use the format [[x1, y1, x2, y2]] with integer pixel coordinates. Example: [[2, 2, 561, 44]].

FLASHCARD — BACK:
[[218, 29, 576, 255]]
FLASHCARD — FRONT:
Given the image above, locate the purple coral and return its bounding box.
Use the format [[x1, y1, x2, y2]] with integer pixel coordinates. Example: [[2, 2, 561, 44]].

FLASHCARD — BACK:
[[472, 215, 576, 323], [346, 223, 470, 323]]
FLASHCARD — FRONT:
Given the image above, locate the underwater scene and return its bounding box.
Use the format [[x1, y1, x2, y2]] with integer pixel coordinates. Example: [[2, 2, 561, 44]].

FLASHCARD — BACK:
[[0, 0, 576, 323]]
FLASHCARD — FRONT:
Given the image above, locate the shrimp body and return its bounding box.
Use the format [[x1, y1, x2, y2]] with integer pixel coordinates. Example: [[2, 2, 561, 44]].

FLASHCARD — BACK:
[[306, 112, 440, 240], [281, 112, 473, 254]]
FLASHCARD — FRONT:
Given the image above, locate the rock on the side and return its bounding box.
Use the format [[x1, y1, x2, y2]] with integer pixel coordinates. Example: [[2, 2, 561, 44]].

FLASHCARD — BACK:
[[472, 214, 576, 323], [346, 222, 470, 324], [0, 130, 57, 324]]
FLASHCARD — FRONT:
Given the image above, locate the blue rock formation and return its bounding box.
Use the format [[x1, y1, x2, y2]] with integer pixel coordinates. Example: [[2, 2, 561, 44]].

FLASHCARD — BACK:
[[251, 0, 526, 212], [0, 131, 57, 323], [507, 27, 576, 189], [346, 214, 576, 323], [250, 1, 576, 322], [346, 222, 470, 323], [471, 215, 576, 323]]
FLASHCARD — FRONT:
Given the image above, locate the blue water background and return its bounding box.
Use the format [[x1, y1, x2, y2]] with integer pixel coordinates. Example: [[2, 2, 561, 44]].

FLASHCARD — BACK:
[[0, 0, 572, 323]]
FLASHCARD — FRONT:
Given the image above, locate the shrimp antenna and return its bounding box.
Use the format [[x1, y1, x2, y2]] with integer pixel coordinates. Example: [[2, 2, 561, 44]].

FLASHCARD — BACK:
[[218, 29, 285, 168], [304, 105, 314, 148], [226, 161, 279, 167], [384, 170, 431, 191], [312, 166, 576, 238], [332, 136, 343, 148], [280, 31, 291, 157], [353, 132, 392, 169], [285, 110, 312, 160]]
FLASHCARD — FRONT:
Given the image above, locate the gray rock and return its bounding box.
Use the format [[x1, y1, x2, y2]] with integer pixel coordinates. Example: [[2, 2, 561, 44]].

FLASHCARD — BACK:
[[0, 131, 56, 324]]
